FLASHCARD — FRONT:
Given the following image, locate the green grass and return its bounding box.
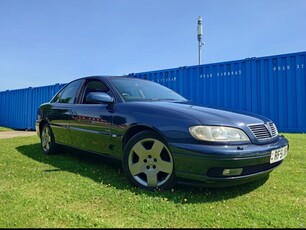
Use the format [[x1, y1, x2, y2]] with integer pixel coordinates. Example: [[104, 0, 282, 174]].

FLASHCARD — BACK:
[[0, 126, 12, 132], [0, 134, 305, 228]]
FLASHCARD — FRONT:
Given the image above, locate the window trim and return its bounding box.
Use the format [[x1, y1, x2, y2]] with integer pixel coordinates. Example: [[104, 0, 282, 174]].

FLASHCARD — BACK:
[[51, 79, 84, 104]]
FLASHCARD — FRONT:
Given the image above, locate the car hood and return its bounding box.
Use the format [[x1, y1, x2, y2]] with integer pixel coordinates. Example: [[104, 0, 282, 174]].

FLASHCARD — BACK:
[[135, 100, 270, 127]]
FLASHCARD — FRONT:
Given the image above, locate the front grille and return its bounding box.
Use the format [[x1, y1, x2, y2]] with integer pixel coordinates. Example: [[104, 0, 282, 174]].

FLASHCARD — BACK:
[[248, 122, 278, 140]]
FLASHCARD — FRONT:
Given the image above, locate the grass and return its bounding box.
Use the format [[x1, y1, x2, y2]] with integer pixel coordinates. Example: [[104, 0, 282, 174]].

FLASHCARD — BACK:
[[0, 133, 305, 228], [0, 126, 12, 132]]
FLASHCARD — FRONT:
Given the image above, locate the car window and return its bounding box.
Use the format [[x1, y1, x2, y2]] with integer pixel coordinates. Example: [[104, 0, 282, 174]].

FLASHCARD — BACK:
[[52, 80, 83, 104], [82, 80, 110, 104]]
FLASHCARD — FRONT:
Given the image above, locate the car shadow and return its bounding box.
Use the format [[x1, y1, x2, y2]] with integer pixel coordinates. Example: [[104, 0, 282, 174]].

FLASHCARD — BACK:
[[16, 143, 269, 204]]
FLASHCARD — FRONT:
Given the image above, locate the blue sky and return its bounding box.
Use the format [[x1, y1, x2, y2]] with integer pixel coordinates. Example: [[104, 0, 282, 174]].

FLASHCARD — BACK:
[[0, 0, 305, 91]]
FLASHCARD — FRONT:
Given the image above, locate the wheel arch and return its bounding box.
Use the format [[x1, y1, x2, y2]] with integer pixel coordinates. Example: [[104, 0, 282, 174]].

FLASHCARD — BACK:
[[123, 125, 168, 150]]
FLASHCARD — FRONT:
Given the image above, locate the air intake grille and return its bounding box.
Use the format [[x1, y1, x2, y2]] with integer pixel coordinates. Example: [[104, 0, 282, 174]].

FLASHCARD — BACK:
[[248, 123, 278, 140]]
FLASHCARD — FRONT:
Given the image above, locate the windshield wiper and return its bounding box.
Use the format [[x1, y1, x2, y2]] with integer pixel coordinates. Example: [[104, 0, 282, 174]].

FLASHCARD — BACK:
[[149, 98, 178, 101]]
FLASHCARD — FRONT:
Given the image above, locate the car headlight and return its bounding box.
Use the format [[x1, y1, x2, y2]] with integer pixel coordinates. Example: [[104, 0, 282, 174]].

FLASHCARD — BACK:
[[189, 126, 250, 142]]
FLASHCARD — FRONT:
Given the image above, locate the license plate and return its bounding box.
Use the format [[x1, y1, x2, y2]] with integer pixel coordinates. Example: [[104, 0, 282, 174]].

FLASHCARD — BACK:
[[270, 145, 288, 164]]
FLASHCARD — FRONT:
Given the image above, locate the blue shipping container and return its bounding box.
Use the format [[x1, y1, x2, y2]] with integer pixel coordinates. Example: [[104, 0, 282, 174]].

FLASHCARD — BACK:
[[135, 51, 306, 133], [0, 84, 66, 130], [0, 51, 305, 132]]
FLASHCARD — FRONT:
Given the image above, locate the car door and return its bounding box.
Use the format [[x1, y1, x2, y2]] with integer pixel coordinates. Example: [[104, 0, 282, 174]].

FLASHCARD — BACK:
[[69, 79, 114, 155], [48, 79, 84, 146]]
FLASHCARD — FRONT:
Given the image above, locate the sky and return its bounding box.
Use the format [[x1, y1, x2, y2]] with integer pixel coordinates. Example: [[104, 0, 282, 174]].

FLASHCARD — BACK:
[[0, 0, 305, 91]]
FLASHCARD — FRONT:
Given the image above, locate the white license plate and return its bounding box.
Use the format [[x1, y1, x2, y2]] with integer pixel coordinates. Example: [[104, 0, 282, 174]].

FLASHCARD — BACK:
[[270, 145, 288, 164]]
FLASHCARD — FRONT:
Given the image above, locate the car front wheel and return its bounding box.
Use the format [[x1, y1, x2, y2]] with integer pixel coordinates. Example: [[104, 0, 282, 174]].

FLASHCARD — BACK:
[[123, 130, 176, 190], [40, 123, 56, 155]]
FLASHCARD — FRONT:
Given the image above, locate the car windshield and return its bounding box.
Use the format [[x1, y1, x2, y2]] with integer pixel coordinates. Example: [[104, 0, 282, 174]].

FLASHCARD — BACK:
[[110, 77, 187, 102]]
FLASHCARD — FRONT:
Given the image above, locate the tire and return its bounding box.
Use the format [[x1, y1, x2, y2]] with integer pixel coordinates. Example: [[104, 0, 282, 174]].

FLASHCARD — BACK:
[[122, 130, 176, 190], [40, 123, 56, 155]]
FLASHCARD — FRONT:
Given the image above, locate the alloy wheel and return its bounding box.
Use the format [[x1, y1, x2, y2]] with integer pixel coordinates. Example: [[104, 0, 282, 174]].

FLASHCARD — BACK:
[[128, 138, 174, 188], [41, 126, 52, 152]]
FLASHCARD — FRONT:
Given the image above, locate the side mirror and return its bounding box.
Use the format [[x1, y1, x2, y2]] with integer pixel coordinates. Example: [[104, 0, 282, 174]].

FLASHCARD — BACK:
[[86, 92, 114, 104]]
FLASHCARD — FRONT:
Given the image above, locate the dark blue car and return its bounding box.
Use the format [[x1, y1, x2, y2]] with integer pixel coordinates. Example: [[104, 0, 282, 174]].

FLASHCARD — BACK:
[[36, 76, 289, 190]]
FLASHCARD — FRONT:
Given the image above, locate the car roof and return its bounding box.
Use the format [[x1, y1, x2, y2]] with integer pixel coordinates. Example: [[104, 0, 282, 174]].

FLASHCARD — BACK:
[[73, 75, 134, 82]]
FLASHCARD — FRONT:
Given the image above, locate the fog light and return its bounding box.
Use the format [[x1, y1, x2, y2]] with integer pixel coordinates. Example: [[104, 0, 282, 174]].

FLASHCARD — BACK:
[[222, 168, 243, 176]]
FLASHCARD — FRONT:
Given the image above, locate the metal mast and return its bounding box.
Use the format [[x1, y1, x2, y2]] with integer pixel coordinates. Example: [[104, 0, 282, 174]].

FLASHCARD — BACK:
[[197, 16, 204, 65]]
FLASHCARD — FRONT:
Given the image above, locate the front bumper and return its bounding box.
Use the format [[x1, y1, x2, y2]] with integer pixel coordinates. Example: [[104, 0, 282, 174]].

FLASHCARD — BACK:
[[169, 135, 288, 187]]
